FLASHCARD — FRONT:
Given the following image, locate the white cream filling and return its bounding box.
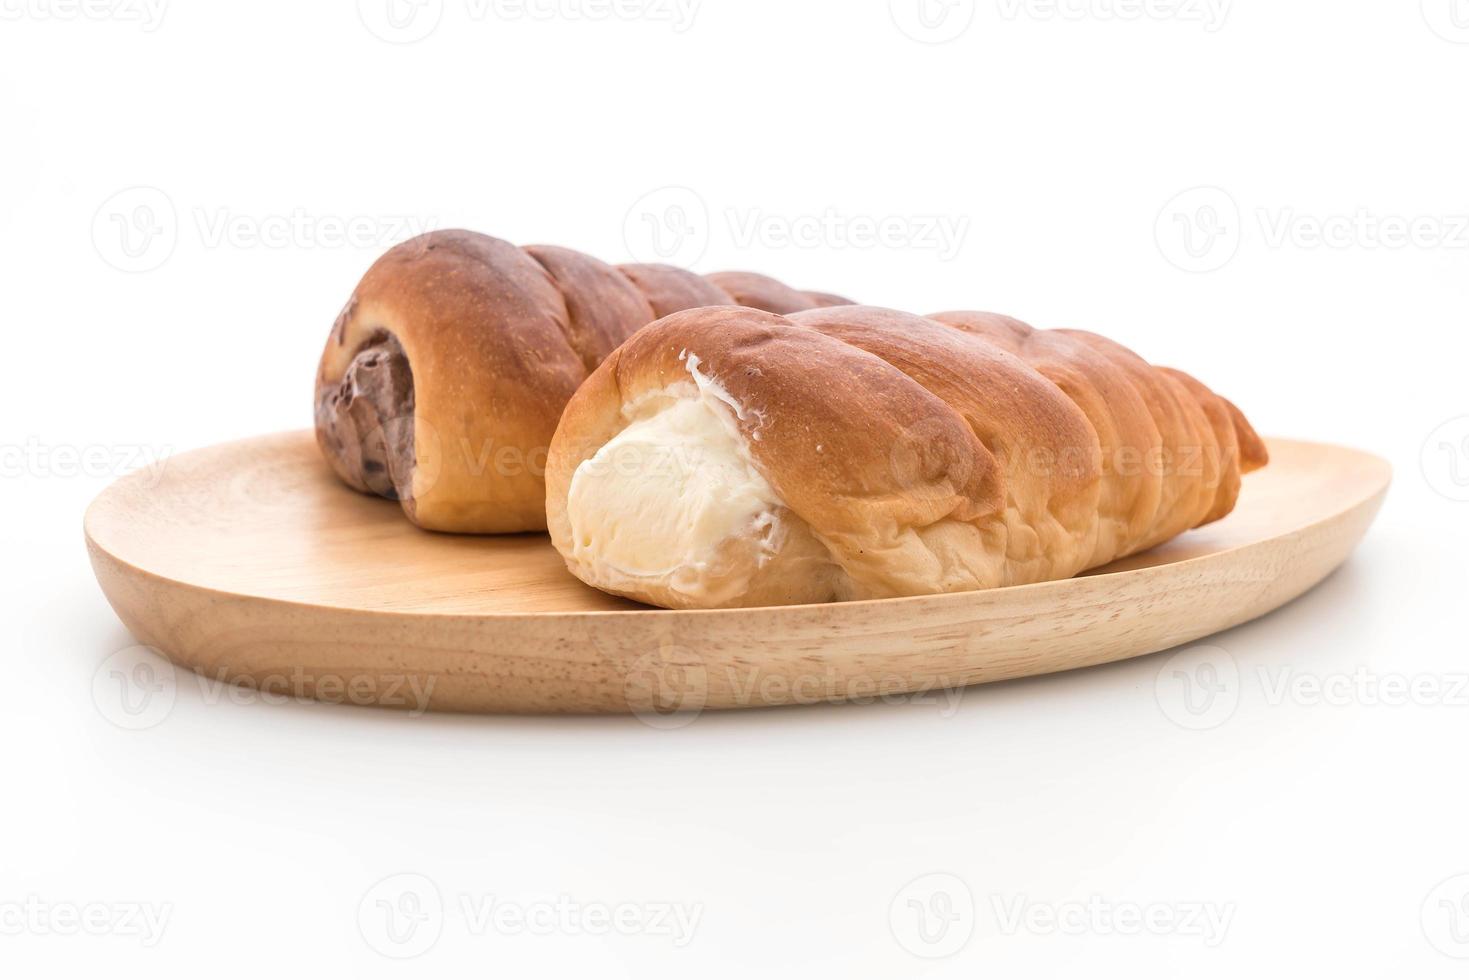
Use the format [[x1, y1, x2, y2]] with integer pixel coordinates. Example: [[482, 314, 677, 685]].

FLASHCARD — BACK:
[[566, 357, 781, 603]]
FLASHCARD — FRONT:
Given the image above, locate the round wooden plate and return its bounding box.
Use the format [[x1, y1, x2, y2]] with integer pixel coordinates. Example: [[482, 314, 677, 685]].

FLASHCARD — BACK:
[[84, 432, 1390, 714]]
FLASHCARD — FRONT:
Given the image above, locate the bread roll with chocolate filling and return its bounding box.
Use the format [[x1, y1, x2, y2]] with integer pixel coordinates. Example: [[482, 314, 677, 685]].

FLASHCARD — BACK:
[[544, 305, 1268, 608], [314, 230, 850, 532]]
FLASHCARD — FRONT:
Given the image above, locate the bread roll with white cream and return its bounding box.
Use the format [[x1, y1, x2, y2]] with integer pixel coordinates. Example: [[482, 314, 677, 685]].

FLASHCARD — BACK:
[[544, 305, 1268, 608], [314, 230, 849, 533]]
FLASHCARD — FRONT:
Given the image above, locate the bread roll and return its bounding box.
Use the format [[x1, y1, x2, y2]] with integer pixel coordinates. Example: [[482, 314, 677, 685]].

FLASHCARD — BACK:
[[544, 305, 1268, 608], [314, 230, 849, 532]]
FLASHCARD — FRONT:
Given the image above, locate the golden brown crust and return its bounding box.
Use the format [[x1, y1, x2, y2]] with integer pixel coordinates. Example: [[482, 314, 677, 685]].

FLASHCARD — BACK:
[[546, 306, 1007, 603], [1158, 367, 1242, 525], [930, 313, 1267, 550], [1221, 395, 1271, 473], [318, 231, 582, 532], [524, 244, 655, 374], [548, 304, 1269, 607], [1055, 328, 1221, 553], [802, 290, 857, 309], [316, 232, 844, 532], [614, 263, 734, 318], [705, 270, 853, 316], [787, 306, 1103, 584]]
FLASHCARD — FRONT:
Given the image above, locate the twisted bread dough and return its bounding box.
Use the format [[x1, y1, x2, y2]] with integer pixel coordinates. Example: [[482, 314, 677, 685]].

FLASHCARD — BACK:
[[545, 305, 1267, 608], [315, 230, 847, 532]]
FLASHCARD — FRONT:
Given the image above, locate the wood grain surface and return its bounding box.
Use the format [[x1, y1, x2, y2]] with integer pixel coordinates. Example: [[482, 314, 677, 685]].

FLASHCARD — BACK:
[[84, 432, 1391, 714]]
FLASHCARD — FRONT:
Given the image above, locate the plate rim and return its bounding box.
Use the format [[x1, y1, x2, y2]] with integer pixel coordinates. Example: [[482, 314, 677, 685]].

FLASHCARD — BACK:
[[83, 431, 1394, 622]]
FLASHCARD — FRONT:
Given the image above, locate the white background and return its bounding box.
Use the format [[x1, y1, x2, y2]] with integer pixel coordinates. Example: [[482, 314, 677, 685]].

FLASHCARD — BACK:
[[3, 0, 1468, 975]]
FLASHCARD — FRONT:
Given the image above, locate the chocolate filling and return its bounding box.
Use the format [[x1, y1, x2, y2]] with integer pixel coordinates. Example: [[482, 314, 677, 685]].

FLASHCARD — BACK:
[[315, 331, 416, 504]]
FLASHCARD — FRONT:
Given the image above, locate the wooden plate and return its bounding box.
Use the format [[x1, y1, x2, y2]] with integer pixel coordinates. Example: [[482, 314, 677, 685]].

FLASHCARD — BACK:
[[84, 432, 1390, 714]]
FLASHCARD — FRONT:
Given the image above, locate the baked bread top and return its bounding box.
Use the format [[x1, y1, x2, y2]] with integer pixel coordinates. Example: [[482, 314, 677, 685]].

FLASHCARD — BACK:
[[545, 304, 1267, 608], [314, 230, 849, 532]]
